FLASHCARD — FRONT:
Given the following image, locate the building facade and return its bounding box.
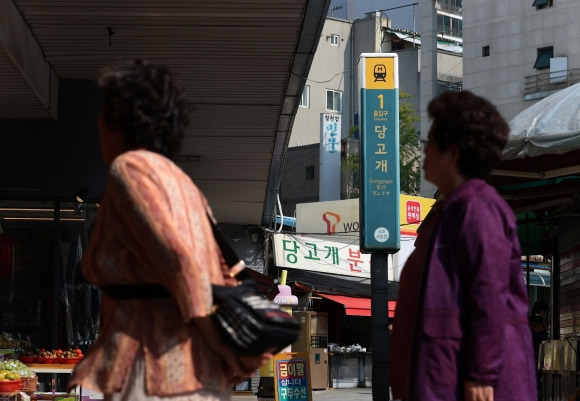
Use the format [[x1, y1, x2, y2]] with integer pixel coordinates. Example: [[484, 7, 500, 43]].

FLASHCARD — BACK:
[[462, 0, 580, 122], [418, 0, 463, 197], [282, 11, 463, 213]]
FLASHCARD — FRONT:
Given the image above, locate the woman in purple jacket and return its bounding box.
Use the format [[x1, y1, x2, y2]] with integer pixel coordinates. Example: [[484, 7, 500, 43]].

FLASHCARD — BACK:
[[390, 91, 536, 401]]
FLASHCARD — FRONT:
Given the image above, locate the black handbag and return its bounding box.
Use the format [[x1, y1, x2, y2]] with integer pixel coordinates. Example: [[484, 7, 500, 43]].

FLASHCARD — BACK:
[[209, 218, 300, 355], [211, 276, 299, 355], [101, 216, 299, 355]]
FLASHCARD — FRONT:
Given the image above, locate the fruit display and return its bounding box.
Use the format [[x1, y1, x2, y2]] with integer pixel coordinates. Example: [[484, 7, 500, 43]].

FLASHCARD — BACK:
[[0, 359, 35, 379], [19, 349, 39, 363], [61, 348, 83, 359], [39, 349, 59, 359], [58, 348, 84, 364], [0, 370, 20, 380], [0, 332, 31, 350], [0, 361, 30, 392], [20, 349, 38, 358], [28, 347, 84, 363], [0, 377, 22, 393]]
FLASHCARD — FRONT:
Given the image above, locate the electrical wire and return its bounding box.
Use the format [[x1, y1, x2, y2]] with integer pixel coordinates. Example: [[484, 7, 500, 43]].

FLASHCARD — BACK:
[[283, 153, 319, 172], [437, 58, 463, 82], [291, 69, 356, 84]]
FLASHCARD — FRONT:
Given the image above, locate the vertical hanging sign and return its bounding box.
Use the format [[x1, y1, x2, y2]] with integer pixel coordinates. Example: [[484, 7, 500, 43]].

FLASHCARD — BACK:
[[358, 53, 400, 253], [319, 114, 341, 201]]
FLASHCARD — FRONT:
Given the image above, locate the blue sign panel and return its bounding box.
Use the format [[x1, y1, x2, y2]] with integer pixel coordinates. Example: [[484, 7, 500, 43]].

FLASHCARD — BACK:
[[273, 352, 312, 401], [359, 54, 400, 252]]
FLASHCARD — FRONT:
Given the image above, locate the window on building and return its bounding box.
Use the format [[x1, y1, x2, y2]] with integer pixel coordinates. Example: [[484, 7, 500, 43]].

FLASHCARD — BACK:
[[299, 85, 310, 108], [439, 0, 463, 9], [330, 34, 340, 46], [391, 39, 405, 51], [534, 47, 553, 70], [436, 0, 463, 13], [532, 0, 552, 9], [305, 165, 315, 180], [482, 46, 490, 57], [326, 89, 342, 112], [437, 80, 463, 95], [436, 14, 463, 38]]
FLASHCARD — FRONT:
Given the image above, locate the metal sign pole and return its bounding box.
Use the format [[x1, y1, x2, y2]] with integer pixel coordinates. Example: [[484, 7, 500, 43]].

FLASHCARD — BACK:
[[358, 53, 400, 401]]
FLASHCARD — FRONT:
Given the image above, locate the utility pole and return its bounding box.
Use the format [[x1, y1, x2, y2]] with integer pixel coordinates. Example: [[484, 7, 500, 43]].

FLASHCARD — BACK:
[[330, 6, 343, 17]]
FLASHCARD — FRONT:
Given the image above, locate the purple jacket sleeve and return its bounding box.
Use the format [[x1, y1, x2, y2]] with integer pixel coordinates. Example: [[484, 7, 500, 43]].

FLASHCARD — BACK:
[[452, 198, 515, 385]]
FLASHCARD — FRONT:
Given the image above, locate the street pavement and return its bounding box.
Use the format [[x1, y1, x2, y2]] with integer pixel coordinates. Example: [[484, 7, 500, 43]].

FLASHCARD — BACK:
[[233, 387, 375, 401]]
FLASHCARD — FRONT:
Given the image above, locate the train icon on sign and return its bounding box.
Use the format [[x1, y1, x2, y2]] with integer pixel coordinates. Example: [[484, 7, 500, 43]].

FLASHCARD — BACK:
[[373, 64, 387, 82]]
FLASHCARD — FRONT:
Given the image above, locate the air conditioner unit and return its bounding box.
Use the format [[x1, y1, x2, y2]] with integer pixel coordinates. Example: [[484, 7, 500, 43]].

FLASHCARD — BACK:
[[550, 57, 568, 84]]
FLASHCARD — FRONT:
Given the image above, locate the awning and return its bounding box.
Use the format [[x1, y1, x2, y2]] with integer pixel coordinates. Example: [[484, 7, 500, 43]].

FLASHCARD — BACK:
[[316, 293, 397, 317], [385, 28, 463, 54], [291, 272, 400, 299], [390, 30, 421, 46], [520, 260, 551, 288], [523, 271, 551, 287]]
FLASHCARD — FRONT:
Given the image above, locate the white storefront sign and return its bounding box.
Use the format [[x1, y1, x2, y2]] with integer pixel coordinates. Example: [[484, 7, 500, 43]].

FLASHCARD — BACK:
[[294, 196, 435, 280], [273, 233, 371, 279]]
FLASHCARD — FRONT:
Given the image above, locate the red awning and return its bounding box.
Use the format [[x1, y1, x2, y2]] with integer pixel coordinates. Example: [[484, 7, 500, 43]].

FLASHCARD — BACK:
[[316, 293, 396, 317]]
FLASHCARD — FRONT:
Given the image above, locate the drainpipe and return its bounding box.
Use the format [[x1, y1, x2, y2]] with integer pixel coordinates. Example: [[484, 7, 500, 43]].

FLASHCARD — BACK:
[[350, 19, 355, 137], [551, 234, 559, 340]]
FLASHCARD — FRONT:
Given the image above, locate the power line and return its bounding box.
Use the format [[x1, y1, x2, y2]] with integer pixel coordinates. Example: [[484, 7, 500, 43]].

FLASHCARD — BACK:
[[283, 152, 319, 172], [291, 69, 356, 84], [365, 2, 420, 17]]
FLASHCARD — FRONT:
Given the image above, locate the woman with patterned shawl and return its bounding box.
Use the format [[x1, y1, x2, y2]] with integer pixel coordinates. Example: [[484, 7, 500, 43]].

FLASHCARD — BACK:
[[68, 60, 272, 401]]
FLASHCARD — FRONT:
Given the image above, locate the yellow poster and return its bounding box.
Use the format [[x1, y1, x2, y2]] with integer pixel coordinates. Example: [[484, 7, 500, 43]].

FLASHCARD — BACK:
[[399, 194, 436, 235], [364, 57, 395, 89]]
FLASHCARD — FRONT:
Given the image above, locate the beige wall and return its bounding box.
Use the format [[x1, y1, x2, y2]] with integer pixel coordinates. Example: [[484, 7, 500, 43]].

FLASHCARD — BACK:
[[289, 18, 353, 147], [463, 0, 580, 122], [438, 52, 463, 83]]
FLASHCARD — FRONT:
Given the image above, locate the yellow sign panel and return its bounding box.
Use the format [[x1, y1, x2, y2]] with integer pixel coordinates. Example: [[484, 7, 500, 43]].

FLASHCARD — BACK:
[[399, 194, 436, 235], [364, 57, 395, 89]]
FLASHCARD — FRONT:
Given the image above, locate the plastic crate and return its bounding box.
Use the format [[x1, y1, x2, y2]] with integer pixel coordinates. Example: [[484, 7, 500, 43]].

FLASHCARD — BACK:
[[21, 376, 38, 393]]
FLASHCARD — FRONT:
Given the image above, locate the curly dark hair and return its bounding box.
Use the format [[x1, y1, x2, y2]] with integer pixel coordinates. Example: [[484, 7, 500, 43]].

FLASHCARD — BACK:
[[97, 59, 189, 158], [427, 90, 509, 179]]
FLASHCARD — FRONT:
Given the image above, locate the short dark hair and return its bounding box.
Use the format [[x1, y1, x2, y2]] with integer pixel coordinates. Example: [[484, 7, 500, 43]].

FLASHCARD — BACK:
[[98, 59, 189, 158], [427, 90, 509, 179], [531, 300, 548, 315]]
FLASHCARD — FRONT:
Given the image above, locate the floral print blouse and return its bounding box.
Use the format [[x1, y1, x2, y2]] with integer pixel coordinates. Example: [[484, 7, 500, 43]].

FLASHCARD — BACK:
[[68, 149, 232, 396]]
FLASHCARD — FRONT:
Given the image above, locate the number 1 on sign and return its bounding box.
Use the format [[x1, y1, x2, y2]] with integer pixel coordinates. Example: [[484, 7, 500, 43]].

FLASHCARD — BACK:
[[378, 94, 383, 109]]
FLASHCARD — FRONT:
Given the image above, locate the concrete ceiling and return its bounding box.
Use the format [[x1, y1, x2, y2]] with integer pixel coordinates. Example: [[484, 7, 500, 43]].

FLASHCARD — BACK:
[[0, 0, 330, 226]]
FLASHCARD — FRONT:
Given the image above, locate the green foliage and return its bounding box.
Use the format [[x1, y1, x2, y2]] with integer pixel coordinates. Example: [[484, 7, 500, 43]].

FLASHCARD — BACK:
[[398, 90, 421, 195], [344, 90, 420, 195], [343, 151, 359, 172]]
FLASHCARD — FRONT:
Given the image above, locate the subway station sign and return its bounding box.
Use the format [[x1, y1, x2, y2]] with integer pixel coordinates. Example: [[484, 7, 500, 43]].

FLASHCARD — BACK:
[[358, 53, 400, 253]]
